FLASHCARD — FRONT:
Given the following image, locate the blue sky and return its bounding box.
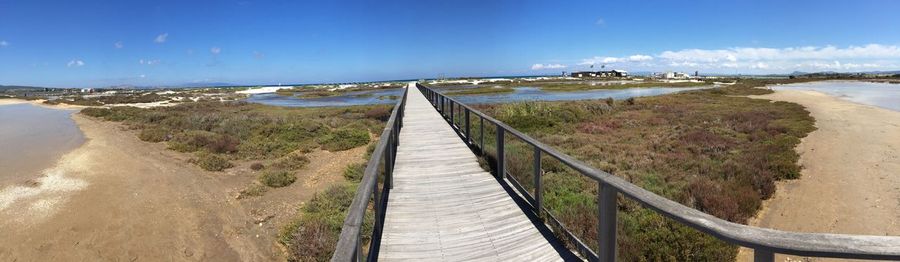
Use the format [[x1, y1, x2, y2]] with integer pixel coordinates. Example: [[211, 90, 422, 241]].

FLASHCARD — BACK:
[[2, 0, 900, 87]]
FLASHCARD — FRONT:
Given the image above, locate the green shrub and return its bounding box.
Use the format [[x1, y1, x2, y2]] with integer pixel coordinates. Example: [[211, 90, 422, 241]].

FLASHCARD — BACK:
[[280, 184, 368, 262], [81, 107, 111, 118], [318, 128, 370, 151], [195, 154, 233, 171], [343, 163, 365, 182], [138, 128, 170, 142], [238, 183, 269, 199], [259, 170, 296, 187], [272, 153, 310, 171]]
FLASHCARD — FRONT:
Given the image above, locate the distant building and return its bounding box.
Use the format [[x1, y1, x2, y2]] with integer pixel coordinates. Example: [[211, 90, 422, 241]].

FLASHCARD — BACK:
[[570, 70, 628, 78], [657, 71, 692, 79]]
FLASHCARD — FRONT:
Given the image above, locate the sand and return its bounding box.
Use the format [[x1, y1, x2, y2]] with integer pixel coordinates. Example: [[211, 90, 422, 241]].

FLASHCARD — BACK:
[[0, 112, 366, 261], [735, 90, 900, 261]]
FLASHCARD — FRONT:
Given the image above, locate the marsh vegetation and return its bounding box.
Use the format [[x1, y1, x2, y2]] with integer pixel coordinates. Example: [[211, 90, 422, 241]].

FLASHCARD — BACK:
[[462, 79, 815, 260]]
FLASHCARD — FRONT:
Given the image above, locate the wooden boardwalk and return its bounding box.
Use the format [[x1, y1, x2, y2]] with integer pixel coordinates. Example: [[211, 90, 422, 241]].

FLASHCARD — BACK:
[[378, 84, 570, 261]]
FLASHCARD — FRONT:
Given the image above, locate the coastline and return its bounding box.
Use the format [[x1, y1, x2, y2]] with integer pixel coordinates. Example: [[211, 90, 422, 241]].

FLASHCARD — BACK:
[[736, 89, 900, 261], [0, 98, 88, 110]]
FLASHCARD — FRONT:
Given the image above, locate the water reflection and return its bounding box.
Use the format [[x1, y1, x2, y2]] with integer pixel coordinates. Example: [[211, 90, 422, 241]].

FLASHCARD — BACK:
[[771, 81, 900, 112], [245, 86, 714, 107]]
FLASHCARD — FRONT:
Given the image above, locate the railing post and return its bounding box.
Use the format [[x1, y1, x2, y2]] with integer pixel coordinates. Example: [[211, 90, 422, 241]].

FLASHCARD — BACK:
[[373, 173, 381, 232], [385, 133, 393, 183], [465, 109, 471, 143], [480, 117, 484, 155], [754, 250, 774, 262], [450, 101, 454, 124], [599, 182, 617, 262], [496, 124, 505, 179], [533, 146, 542, 219], [356, 233, 363, 262]]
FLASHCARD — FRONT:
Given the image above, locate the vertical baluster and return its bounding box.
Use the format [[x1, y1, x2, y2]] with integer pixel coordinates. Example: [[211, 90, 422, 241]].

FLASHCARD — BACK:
[[533, 146, 542, 219], [496, 125, 505, 179], [598, 182, 618, 262]]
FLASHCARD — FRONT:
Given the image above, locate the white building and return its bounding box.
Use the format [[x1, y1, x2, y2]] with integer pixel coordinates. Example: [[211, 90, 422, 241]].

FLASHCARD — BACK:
[[658, 71, 692, 79]]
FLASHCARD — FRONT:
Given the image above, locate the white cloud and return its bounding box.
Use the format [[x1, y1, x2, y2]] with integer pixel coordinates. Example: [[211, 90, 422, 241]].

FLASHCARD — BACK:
[[659, 44, 900, 62], [0, 40, 8, 47], [67, 60, 85, 67], [114, 41, 123, 48], [531, 63, 567, 70], [628, 55, 653, 62], [580, 44, 900, 73], [580, 54, 654, 65], [139, 74, 146, 78], [155, 33, 168, 43], [750, 62, 770, 69], [139, 59, 160, 65], [210, 47, 221, 55]]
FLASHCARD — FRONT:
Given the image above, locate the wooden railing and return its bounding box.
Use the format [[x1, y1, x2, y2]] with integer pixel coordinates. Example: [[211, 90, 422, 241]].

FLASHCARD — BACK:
[[416, 83, 900, 262], [331, 86, 408, 261]]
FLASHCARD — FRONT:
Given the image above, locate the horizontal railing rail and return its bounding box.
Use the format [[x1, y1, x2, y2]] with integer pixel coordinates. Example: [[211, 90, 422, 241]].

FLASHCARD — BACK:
[[331, 86, 408, 262], [417, 83, 900, 262]]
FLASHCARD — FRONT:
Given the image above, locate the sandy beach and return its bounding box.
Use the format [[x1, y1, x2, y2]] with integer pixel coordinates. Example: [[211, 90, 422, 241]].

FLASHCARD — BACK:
[[736, 90, 900, 261], [0, 111, 365, 261]]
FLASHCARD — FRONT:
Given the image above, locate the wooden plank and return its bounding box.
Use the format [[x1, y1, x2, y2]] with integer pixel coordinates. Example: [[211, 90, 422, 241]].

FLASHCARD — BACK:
[[379, 84, 567, 261]]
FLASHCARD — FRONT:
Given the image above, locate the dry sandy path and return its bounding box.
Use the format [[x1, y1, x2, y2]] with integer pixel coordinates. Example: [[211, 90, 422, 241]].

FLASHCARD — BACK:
[[0, 113, 366, 261], [736, 90, 900, 261]]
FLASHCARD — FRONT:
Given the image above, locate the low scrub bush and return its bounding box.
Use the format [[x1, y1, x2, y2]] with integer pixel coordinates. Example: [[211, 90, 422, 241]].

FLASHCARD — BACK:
[[195, 154, 233, 171], [364, 106, 392, 121], [271, 153, 310, 171], [342, 163, 365, 182], [318, 128, 370, 151], [280, 183, 370, 261], [138, 128, 170, 142], [238, 183, 269, 199], [259, 170, 297, 187], [474, 78, 815, 260], [81, 107, 111, 117]]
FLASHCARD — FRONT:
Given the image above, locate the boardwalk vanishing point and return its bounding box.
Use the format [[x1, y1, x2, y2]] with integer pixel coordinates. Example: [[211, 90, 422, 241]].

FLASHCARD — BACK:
[[378, 83, 573, 261]]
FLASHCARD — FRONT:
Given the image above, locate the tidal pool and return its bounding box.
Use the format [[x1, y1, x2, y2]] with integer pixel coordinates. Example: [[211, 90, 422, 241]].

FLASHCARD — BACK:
[[0, 103, 85, 185], [771, 81, 900, 112]]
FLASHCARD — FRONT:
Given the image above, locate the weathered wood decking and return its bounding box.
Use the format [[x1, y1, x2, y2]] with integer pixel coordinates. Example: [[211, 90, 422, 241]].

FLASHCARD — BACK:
[[378, 84, 568, 261]]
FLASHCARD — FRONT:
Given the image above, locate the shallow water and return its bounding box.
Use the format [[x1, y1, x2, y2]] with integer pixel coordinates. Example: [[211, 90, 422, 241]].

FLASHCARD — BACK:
[[246, 88, 404, 107], [0, 104, 85, 185], [246, 86, 711, 107], [439, 86, 712, 104], [771, 81, 900, 112]]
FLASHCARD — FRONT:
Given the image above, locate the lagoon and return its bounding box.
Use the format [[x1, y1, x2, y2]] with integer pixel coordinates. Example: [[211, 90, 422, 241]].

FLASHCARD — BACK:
[[0, 103, 84, 185], [771, 81, 900, 112], [246, 85, 713, 107]]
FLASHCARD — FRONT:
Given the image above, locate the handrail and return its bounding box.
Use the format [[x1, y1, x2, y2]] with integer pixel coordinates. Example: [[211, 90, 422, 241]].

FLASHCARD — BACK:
[[416, 83, 900, 261], [331, 84, 409, 261]]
